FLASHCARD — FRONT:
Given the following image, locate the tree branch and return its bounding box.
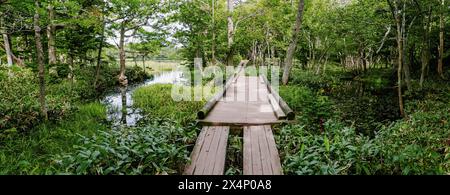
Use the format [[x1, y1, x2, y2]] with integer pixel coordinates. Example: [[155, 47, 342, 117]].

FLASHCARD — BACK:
[[377, 26, 392, 53]]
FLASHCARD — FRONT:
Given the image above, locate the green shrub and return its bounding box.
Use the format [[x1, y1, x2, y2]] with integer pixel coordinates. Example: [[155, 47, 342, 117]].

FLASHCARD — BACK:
[[125, 66, 150, 84], [0, 66, 41, 131], [55, 120, 197, 175]]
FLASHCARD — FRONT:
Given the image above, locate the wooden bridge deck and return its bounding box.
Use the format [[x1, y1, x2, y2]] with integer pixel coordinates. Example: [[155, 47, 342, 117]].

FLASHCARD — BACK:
[[185, 62, 290, 175], [199, 70, 281, 126]]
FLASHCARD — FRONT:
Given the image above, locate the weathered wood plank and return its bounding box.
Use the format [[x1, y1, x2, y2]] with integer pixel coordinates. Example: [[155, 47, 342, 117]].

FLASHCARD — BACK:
[[243, 125, 283, 175], [258, 126, 273, 175], [264, 125, 283, 175], [212, 126, 230, 174], [202, 126, 222, 174], [193, 126, 216, 175], [184, 126, 230, 175], [243, 126, 252, 175], [183, 127, 208, 175], [250, 126, 263, 175]]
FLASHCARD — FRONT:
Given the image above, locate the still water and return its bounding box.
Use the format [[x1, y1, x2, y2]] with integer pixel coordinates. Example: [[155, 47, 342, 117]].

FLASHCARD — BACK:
[[102, 71, 184, 127]]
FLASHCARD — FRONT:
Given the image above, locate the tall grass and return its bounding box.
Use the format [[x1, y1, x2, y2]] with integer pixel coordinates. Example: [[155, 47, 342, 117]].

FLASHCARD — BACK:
[[124, 60, 182, 74], [132, 84, 214, 125]]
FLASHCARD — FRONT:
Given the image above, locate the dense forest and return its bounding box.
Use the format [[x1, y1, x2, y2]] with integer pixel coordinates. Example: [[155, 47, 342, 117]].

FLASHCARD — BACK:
[[0, 0, 449, 175]]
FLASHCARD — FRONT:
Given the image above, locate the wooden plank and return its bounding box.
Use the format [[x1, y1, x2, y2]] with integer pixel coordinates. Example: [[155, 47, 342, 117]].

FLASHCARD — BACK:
[[264, 125, 283, 175], [183, 128, 208, 175], [268, 94, 286, 120], [202, 126, 222, 174], [243, 126, 252, 175], [243, 125, 283, 175], [198, 120, 287, 126], [250, 126, 263, 175], [212, 126, 230, 174], [193, 126, 216, 175], [184, 126, 230, 175], [258, 126, 273, 175]]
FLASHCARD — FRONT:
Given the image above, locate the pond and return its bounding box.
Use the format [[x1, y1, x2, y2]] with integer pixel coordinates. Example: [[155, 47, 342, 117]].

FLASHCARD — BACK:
[[102, 71, 185, 127]]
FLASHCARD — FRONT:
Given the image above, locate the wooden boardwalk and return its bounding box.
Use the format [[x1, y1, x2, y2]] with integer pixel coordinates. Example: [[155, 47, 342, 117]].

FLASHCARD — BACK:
[[185, 61, 292, 175], [199, 68, 281, 125]]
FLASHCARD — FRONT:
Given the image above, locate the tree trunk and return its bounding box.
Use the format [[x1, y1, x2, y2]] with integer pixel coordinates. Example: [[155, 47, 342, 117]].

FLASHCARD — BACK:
[[393, 0, 406, 117], [420, 6, 432, 88], [118, 23, 128, 87], [142, 55, 146, 71], [34, 0, 48, 120], [211, 0, 216, 64], [361, 49, 367, 72], [68, 54, 74, 82], [2, 33, 13, 66], [401, 6, 412, 92], [438, 0, 445, 79], [282, 0, 305, 85], [94, 12, 106, 89], [133, 52, 138, 67], [47, 5, 57, 65], [226, 0, 234, 66]]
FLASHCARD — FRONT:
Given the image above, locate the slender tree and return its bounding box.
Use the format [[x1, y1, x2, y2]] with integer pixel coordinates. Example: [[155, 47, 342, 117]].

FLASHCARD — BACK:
[[34, 0, 48, 120], [94, 6, 106, 89], [437, 0, 445, 79], [282, 0, 305, 85], [2, 32, 13, 66], [226, 0, 235, 66], [47, 4, 56, 65], [109, 0, 157, 87], [387, 0, 406, 117]]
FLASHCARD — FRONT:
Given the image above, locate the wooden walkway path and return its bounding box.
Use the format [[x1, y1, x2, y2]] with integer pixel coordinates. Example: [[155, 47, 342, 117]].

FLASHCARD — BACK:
[[184, 61, 292, 175], [199, 69, 279, 125]]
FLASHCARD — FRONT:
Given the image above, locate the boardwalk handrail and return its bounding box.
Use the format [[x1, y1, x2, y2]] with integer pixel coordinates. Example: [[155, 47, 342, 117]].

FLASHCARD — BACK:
[[260, 74, 295, 120], [197, 61, 248, 119]]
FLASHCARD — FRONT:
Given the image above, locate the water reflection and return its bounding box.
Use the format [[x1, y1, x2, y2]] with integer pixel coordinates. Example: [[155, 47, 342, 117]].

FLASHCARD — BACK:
[[102, 71, 184, 127], [120, 86, 128, 125]]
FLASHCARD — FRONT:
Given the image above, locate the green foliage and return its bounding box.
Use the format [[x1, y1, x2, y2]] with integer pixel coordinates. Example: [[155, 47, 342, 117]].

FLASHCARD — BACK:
[[277, 120, 377, 175], [0, 62, 149, 132], [279, 84, 333, 131], [225, 135, 243, 175], [0, 103, 107, 174], [125, 66, 150, 84], [369, 89, 450, 174], [0, 66, 73, 132], [132, 84, 205, 125], [0, 66, 40, 131], [279, 66, 450, 175], [55, 120, 196, 175]]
